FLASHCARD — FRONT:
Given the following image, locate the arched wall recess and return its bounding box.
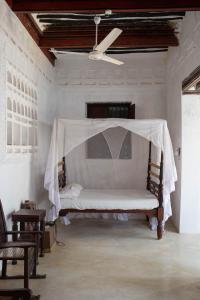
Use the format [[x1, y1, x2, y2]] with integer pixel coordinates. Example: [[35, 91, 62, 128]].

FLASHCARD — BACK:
[[6, 62, 38, 154]]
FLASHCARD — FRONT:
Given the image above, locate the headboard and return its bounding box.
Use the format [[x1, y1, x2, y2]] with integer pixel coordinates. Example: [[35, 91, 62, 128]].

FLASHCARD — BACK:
[[58, 157, 66, 190]]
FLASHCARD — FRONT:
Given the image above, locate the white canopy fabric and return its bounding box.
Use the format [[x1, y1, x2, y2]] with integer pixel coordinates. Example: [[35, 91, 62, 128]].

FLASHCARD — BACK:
[[44, 118, 177, 222]]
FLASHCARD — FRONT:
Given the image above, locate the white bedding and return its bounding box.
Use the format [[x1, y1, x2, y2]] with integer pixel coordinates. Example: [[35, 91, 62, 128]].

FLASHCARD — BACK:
[[60, 189, 159, 211]]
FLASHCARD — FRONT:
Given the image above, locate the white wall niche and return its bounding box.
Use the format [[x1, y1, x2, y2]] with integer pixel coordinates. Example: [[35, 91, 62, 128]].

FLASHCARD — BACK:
[[6, 61, 38, 154]]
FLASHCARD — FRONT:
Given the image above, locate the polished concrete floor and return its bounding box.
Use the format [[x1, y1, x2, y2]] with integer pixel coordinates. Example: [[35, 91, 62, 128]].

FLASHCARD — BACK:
[[1, 219, 200, 300]]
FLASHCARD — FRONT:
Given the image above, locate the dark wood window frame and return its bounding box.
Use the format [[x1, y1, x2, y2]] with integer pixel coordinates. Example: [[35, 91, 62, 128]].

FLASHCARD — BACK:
[[87, 102, 135, 119]]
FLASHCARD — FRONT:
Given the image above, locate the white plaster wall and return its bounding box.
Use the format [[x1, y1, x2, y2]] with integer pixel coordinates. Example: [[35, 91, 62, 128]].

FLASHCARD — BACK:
[[166, 12, 200, 232], [55, 53, 167, 190], [181, 94, 200, 233], [0, 0, 56, 223], [55, 53, 166, 119]]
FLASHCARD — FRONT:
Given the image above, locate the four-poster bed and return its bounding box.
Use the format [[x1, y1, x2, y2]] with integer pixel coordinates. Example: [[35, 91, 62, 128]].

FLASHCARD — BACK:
[[44, 118, 177, 240], [58, 142, 164, 239]]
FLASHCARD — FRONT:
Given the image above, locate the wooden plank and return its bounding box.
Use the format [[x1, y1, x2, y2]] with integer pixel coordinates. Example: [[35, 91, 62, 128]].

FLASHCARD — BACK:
[[43, 25, 174, 34], [51, 48, 168, 54], [42, 30, 175, 38], [37, 12, 185, 19], [38, 19, 181, 26], [12, 0, 200, 13], [41, 21, 175, 37], [42, 20, 177, 28], [42, 24, 175, 38], [39, 34, 178, 48]]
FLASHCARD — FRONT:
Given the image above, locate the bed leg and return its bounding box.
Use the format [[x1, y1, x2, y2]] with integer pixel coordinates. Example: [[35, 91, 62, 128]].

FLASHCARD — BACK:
[[157, 208, 164, 240], [157, 221, 163, 240]]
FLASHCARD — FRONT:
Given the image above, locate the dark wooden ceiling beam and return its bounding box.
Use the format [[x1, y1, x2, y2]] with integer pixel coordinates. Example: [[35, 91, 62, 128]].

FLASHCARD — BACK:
[[43, 31, 175, 38], [42, 21, 175, 29], [53, 47, 168, 54], [39, 34, 179, 49], [44, 24, 173, 32], [42, 22, 174, 35], [42, 25, 175, 37], [43, 28, 174, 35], [42, 48, 56, 64], [11, 0, 200, 13], [15, 13, 56, 65]]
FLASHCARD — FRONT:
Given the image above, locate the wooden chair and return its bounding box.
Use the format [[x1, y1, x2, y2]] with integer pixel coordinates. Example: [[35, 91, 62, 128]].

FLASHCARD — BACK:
[[0, 288, 33, 299], [0, 200, 45, 289]]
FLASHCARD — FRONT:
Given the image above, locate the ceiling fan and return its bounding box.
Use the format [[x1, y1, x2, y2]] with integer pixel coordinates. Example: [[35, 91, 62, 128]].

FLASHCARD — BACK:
[[50, 15, 124, 65]]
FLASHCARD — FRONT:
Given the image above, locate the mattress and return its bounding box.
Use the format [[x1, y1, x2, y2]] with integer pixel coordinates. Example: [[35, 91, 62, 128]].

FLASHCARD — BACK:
[[60, 189, 159, 211]]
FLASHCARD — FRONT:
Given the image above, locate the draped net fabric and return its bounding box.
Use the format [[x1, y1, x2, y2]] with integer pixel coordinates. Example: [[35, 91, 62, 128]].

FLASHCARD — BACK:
[[85, 127, 131, 159], [102, 127, 130, 159], [44, 118, 177, 223]]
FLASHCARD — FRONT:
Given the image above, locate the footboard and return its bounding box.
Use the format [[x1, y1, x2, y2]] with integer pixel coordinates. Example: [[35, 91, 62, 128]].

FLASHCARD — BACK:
[[146, 141, 164, 239]]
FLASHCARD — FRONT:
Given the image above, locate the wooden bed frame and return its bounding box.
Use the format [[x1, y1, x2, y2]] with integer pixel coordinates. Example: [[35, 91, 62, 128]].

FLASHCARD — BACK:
[[58, 142, 164, 240]]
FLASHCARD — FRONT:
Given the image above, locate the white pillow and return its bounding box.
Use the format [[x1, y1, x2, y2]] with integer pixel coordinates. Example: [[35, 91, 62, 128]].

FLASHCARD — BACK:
[[59, 187, 73, 199], [67, 183, 83, 193], [60, 183, 83, 199]]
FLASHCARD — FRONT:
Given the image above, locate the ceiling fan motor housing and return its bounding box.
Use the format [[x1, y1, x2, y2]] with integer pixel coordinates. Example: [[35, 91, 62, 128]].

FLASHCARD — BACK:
[[94, 16, 101, 25], [88, 50, 103, 60]]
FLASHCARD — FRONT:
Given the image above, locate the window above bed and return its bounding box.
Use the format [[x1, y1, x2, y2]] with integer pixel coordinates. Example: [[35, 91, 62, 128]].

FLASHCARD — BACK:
[[87, 102, 135, 119], [86, 102, 135, 159]]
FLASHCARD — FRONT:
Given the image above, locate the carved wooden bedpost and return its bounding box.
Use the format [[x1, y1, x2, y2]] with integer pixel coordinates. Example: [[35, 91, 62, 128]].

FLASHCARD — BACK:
[[146, 142, 152, 222], [157, 151, 164, 240], [146, 141, 152, 191], [62, 157, 66, 188]]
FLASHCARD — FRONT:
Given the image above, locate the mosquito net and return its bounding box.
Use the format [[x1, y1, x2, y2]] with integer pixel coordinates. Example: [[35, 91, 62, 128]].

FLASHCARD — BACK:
[[65, 127, 146, 189], [44, 118, 177, 223]]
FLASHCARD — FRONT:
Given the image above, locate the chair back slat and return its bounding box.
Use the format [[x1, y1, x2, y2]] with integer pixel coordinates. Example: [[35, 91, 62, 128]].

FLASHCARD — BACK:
[[0, 288, 32, 299], [0, 200, 8, 244]]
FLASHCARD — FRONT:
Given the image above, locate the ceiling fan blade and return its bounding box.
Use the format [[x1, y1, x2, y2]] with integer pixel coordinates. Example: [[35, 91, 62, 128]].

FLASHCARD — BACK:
[[100, 54, 124, 65], [94, 28, 122, 52], [50, 49, 87, 55]]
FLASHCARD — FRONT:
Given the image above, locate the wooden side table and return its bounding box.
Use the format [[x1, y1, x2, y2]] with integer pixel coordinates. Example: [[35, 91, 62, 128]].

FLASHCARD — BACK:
[[12, 209, 46, 258]]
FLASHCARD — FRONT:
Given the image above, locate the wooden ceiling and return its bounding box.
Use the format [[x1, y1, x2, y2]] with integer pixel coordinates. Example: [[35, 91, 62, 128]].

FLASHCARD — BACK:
[[6, 1, 200, 65]]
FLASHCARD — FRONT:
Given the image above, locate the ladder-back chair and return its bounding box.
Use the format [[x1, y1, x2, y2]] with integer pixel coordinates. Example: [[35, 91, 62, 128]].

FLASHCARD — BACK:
[[0, 200, 45, 289]]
